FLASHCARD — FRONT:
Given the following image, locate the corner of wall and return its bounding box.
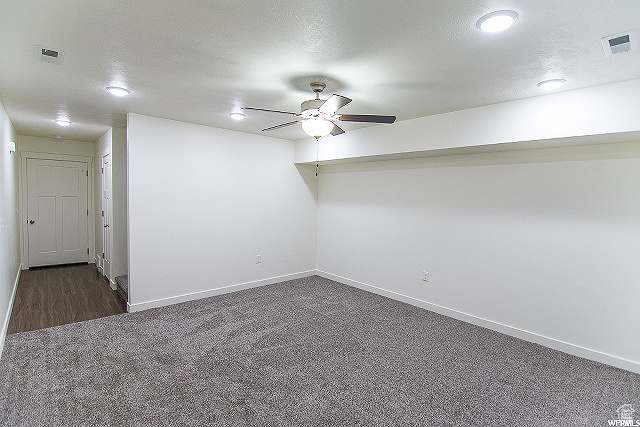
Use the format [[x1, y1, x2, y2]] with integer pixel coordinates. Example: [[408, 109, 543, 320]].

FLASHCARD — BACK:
[[0, 265, 21, 360], [0, 99, 20, 361]]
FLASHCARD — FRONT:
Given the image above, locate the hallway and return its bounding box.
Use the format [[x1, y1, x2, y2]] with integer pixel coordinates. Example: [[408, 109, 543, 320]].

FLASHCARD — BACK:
[[7, 264, 126, 334]]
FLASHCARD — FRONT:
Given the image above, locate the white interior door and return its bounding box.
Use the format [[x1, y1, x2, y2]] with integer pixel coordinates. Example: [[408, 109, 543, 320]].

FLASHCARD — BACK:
[[102, 153, 112, 278], [27, 159, 89, 267]]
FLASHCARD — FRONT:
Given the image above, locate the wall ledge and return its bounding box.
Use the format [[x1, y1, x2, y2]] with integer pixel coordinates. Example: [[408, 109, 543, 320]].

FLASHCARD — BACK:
[[297, 131, 640, 166], [295, 79, 640, 165]]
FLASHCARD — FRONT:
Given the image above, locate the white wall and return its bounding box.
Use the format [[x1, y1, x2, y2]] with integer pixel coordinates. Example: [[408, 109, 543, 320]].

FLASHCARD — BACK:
[[0, 100, 20, 358], [127, 114, 317, 310], [316, 142, 640, 373], [111, 127, 128, 281], [292, 79, 640, 373], [18, 135, 95, 158]]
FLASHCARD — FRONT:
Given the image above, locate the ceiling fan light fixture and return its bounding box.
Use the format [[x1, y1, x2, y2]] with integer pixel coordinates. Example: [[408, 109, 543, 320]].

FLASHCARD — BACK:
[[477, 10, 518, 32], [228, 112, 246, 120], [106, 86, 131, 97], [537, 79, 566, 91], [302, 117, 334, 138], [248, 82, 396, 137]]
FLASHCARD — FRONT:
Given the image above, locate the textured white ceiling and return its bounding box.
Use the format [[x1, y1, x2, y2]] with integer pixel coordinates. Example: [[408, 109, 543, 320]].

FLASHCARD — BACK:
[[0, 0, 639, 142]]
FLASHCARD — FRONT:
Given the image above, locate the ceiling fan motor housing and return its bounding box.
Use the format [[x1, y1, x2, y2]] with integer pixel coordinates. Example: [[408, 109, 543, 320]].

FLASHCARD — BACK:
[[300, 99, 327, 117]]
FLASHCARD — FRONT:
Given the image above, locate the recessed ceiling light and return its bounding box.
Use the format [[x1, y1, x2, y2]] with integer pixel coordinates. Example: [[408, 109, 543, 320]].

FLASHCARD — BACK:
[[229, 112, 246, 120], [537, 79, 566, 91], [477, 10, 518, 32], [106, 86, 131, 97], [55, 118, 71, 126]]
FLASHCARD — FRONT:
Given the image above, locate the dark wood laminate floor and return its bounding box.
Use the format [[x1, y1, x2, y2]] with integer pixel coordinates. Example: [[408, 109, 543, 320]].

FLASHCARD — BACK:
[[7, 263, 126, 334]]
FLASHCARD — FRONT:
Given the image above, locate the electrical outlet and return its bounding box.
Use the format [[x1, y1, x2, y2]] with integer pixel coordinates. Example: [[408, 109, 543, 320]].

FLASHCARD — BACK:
[[422, 271, 429, 282], [256, 255, 261, 264]]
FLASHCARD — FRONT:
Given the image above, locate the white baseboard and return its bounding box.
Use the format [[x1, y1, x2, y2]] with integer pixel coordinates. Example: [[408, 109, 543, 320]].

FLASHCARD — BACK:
[[109, 279, 117, 291], [0, 265, 22, 361], [315, 270, 640, 375], [127, 270, 317, 313], [95, 255, 103, 275]]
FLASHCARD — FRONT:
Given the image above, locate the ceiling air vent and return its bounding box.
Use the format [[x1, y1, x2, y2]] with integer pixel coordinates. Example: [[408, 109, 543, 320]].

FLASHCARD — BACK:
[[601, 30, 637, 56], [35, 45, 64, 65]]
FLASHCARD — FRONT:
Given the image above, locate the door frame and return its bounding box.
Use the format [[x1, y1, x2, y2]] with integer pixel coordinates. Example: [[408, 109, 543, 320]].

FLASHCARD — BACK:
[[101, 153, 112, 280], [19, 151, 95, 269]]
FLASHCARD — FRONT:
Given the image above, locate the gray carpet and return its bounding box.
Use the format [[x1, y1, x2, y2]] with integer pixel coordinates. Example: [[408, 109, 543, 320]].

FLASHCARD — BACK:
[[1, 276, 638, 426]]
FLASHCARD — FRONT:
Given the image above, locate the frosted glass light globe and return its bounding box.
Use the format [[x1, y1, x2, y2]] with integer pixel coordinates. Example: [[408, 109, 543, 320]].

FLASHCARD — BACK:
[[302, 117, 334, 138]]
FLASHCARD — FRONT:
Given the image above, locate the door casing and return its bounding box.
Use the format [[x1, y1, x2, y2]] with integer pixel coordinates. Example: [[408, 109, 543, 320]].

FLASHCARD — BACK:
[[20, 151, 95, 269], [101, 153, 112, 279]]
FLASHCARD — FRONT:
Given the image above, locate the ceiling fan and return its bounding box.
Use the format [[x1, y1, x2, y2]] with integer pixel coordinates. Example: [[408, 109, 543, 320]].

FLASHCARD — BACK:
[[243, 82, 396, 138]]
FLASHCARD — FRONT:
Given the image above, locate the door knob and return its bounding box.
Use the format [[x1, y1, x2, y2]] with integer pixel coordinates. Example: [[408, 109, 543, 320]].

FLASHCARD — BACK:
[[104, 224, 109, 228], [29, 220, 35, 224]]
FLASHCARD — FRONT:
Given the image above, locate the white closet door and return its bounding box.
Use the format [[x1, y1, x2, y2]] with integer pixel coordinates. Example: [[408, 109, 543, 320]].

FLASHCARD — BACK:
[[27, 159, 89, 267]]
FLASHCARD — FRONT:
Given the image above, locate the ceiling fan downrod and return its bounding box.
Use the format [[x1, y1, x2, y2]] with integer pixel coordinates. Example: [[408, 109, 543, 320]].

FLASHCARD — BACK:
[[310, 82, 326, 100]]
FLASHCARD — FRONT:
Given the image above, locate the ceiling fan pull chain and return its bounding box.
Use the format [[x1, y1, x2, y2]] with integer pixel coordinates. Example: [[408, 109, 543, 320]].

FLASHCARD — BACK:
[[316, 136, 320, 176]]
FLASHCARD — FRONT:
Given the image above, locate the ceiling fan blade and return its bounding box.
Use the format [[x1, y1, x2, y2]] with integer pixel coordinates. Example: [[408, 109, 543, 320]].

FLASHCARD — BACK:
[[243, 107, 299, 116], [261, 120, 300, 132], [338, 114, 396, 124], [330, 123, 345, 136], [319, 94, 352, 114]]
